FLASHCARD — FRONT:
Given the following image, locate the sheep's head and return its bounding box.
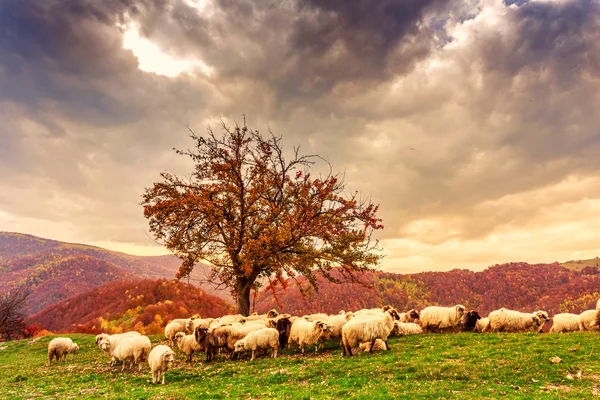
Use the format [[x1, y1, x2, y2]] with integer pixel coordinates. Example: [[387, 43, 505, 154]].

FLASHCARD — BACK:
[[234, 340, 246, 353], [344, 311, 354, 321], [95, 333, 109, 345], [72, 343, 80, 353], [164, 350, 175, 365], [387, 309, 401, 320], [382, 305, 393, 312], [408, 309, 420, 320], [267, 309, 279, 318], [455, 305, 466, 315], [185, 320, 194, 332], [315, 321, 329, 332], [174, 332, 185, 343], [194, 327, 209, 344], [534, 311, 550, 323], [99, 339, 111, 352]]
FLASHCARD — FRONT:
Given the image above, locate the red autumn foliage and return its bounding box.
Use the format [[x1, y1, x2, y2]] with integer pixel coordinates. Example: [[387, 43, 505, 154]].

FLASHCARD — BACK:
[[27, 278, 234, 334], [255, 262, 600, 316]]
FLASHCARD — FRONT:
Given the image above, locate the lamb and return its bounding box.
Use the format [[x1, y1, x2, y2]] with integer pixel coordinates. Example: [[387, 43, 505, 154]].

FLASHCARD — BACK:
[[112, 335, 152, 371], [174, 331, 204, 362], [549, 313, 579, 333], [484, 308, 545, 333], [341, 308, 400, 356], [48, 337, 79, 365], [233, 328, 279, 360], [475, 317, 489, 333], [148, 345, 175, 385], [288, 319, 331, 354], [359, 339, 387, 352], [578, 309, 600, 331], [392, 322, 423, 336], [419, 305, 466, 333]]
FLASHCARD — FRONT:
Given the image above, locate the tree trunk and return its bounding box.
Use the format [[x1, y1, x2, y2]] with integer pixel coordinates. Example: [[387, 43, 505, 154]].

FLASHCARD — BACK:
[[235, 277, 252, 316]]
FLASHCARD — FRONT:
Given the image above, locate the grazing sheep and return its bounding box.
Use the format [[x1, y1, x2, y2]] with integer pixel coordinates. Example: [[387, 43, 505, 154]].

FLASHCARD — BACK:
[[398, 309, 420, 323], [359, 339, 387, 352], [419, 305, 466, 333], [475, 317, 489, 333], [342, 309, 400, 356], [48, 337, 79, 365], [549, 313, 580, 333], [484, 308, 545, 333], [458, 311, 481, 332], [233, 328, 279, 360], [112, 335, 152, 371], [174, 332, 204, 362], [165, 320, 187, 347], [288, 319, 331, 354], [148, 345, 175, 385], [275, 316, 293, 349], [578, 309, 600, 331], [392, 322, 423, 336], [95, 331, 140, 346], [194, 323, 264, 361]]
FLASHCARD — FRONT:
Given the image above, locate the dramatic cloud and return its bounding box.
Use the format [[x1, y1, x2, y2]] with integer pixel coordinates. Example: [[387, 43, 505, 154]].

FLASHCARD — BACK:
[[1, 0, 600, 273]]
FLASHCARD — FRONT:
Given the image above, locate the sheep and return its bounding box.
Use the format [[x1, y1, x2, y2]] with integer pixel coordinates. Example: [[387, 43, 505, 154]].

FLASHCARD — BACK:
[[275, 316, 293, 349], [303, 313, 329, 322], [95, 331, 140, 346], [484, 308, 545, 333], [112, 335, 152, 371], [97, 332, 144, 365], [165, 320, 187, 346], [341, 308, 400, 356], [148, 345, 175, 385], [353, 306, 392, 317], [398, 309, 420, 323], [392, 322, 423, 336], [48, 337, 79, 365], [185, 318, 215, 335], [233, 328, 279, 360], [194, 323, 264, 361], [578, 309, 600, 331], [359, 339, 387, 352], [549, 313, 580, 333], [288, 319, 331, 354], [216, 314, 245, 325], [323, 312, 354, 339], [458, 310, 481, 332], [533, 311, 551, 332], [419, 305, 466, 333], [475, 317, 489, 333], [174, 331, 204, 362]]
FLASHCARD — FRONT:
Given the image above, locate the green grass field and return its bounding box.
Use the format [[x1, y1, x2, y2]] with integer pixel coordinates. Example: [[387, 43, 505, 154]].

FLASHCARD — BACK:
[[1, 332, 599, 399]]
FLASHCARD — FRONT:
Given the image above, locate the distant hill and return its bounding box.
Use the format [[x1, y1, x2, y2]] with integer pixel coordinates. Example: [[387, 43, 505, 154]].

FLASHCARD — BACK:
[[0, 232, 231, 315], [27, 278, 234, 334], [560, 257, 600, 272], [255, 262, 600, 317]]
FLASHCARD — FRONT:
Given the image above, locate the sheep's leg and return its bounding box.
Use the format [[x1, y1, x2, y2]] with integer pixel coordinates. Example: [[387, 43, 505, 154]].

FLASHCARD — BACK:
[[385, 340, 390, 350], [369, 339, 376, 354], [251, 350, 256, 361], [272, 347, 278, 358], [161, 372, 165, 385]]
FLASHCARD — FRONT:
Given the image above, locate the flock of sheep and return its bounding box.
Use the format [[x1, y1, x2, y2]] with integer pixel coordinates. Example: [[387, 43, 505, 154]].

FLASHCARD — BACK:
[[46, 299, 600, 385]]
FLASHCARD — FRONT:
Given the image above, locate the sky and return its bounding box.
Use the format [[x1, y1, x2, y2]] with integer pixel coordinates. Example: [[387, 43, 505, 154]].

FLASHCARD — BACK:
[[1, 0, 600, 274]]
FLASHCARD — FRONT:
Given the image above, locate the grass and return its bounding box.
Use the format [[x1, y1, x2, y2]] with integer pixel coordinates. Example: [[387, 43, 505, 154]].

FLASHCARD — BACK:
[[1, 332, 600, 399]]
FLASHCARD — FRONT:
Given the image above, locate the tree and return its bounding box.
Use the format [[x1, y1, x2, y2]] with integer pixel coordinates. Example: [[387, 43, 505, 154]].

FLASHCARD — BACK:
[[142, 119, 384, 316], [0, 287, 30, 340]]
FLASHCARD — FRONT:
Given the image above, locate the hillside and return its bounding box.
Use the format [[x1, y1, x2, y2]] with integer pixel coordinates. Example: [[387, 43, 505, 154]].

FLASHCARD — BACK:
[[27, 278, 234, 334], [255, 262, 600, 316], [0, 232, 231, 313]]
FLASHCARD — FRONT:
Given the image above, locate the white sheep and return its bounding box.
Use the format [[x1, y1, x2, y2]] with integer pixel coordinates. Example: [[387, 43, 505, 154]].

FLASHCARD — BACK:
[[323, 312, 354, 339], [288, 319, 331, 354], [549, 313, 579, 333], [185, 318, 215, 334], [475, 317, 489, 333], [112, 335, 152, 371], [165, 320, 187, 347], [148, 345, 175, 385], [341, 309, 400, 356], [174, 331, 204, 362], [233, 327, 279, 360], [302, 313, 329, 322], [48, 337, 79, 365], [484, 308, 545, 333], [578, 309, 600, 331], [392, 321, 423, 336], [419, 305, 466, 333], [95, 331, 140, 346]]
